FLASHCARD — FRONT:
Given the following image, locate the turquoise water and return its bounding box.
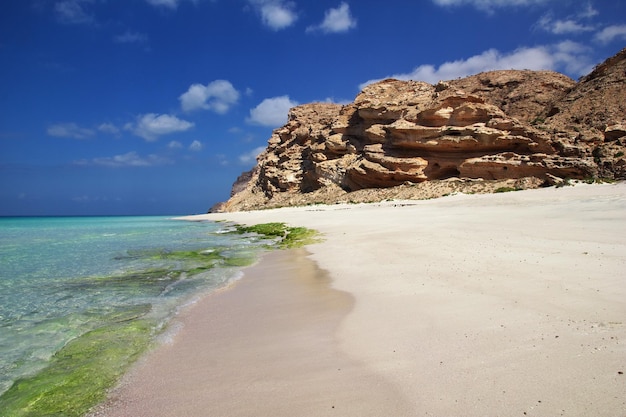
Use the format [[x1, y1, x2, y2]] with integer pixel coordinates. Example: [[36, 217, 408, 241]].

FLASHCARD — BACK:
[[0, 216, 266, 414]]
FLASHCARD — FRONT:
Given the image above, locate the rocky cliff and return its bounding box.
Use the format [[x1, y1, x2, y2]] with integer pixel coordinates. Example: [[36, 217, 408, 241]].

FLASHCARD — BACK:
[[214, 48, 626, 212]]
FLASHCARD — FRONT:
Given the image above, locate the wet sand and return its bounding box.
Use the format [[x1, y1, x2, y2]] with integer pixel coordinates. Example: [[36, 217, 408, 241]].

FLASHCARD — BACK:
[[94, 183, 626, 416], [91, 249, 412, 416]]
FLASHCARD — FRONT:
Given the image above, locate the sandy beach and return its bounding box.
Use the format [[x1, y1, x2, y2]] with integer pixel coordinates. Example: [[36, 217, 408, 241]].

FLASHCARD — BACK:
[[93, 183, 626, 416]]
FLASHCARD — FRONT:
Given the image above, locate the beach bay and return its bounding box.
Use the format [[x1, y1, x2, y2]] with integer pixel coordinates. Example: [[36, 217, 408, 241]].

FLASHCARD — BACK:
[[94, 183, 626, 416]]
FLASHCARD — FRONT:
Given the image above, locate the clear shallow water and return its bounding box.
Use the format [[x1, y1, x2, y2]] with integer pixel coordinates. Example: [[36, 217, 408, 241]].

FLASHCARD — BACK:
[[0, 216, 266, 413]]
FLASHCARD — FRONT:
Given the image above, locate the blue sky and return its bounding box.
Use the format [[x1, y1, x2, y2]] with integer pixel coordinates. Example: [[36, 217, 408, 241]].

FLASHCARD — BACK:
[[1, 0, 624, 216]]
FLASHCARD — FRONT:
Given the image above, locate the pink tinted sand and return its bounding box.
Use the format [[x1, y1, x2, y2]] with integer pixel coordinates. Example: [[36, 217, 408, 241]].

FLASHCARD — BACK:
[[91, 249, 412, 416], [94, 183, 626, 416]]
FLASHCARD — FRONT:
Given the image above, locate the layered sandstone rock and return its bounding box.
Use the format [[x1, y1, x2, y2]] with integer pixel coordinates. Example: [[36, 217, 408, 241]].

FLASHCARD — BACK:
[[215, 48, 626, 212]]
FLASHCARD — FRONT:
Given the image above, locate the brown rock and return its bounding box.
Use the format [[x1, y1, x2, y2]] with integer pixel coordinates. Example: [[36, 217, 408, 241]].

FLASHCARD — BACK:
[[212, 48, 626, 212], [459, 153, 597, 180]]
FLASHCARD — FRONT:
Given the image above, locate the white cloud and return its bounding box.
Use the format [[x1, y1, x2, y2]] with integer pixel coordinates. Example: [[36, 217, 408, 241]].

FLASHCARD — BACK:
[[551, 40, 595, 74], [145, 0, 179, 9], [145, 0, 204, 9], [168, 140, 183, 149], [248, 0, 298, 30], [322, 97, 352, 105], [537, 16, 594, 35], [114, 31, 149, 44], [76, 151, 172, 168], [579, 3, 599, 19], [594, 24, 626, 44], [536, 5, 598, 35], [239, 146, 266, 165], [307, 2, 357, 34], [54, 0, 94, 24], [97, 123, 120, 136], [359, 42, 593, 88], [216, 154, 229, 166], [431, 0, 553, 12], [47, 122, 95, 139], [189, 140, 203, 151], [179, 80, 240, 113], [550, 20, 594, 34], [247, 95, 298, 127], [126, 113, 194, 141]]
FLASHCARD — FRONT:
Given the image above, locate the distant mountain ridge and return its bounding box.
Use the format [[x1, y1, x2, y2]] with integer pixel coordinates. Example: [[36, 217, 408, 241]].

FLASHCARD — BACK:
[[214, 48, 626, 212]]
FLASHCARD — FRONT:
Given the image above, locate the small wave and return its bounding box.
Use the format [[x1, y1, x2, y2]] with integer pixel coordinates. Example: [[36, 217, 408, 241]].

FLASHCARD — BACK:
[[156, 321, 184, 346], [230, 270, 245, 282], [213, 228, 236, 234]]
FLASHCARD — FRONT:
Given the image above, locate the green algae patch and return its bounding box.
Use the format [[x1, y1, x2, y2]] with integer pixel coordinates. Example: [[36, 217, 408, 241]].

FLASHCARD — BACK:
[[71, 268, 184, 297], [115, 246, 249, 268], [282, 226, 320, 248], [222, 252, 257, 267], [234, 223, 320, 249], [115, 247, 226, 264], [0, 244, 264, 416], [97, 247, 253, 294], [0, 305, 155, 417], [161, 248, 256, 268]]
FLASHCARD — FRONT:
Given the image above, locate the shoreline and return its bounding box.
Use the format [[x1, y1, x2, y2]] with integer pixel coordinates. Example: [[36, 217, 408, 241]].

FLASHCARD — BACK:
[[95, 183, 626, 416], [90, 248, 412, 416]]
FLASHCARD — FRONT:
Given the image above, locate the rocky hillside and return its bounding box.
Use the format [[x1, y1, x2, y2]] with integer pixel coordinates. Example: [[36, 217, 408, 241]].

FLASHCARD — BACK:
[[214, 48, 626, 212]]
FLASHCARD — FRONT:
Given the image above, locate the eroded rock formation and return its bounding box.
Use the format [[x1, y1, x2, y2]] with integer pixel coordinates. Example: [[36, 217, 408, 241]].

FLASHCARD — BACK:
[[215, 48, 626, 212]]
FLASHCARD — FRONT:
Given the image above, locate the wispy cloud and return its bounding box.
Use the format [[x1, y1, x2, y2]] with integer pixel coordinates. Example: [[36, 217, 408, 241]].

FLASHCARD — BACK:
[[431, 0, 553, 12], [189, 140, 203, 151], [144, 0, 205, 10], [114, 31, 149, 45], [247, 95, 298, 127], [54, 0, 94, 24], [126, 113, 194, 141], [167, 139, 207, 152], [168, 140, 183, 149], [145, 0, 180, 9], [239, 146, 265, 165], [579, 3, 599, 19], [248, 0, 298, 30], [360, 42, 593, 88], [536, 4, 598, 35], [537, 16, 594, 35], [321, 97, 352, 105], [76, 151, 172, 167], [215, 154, 229, 166], [179, 80, 240, 113], [47, 122, 95, 139], [97, 123, 121, 136], [307, 2, 357, 34], [594, 24, 626, 44]]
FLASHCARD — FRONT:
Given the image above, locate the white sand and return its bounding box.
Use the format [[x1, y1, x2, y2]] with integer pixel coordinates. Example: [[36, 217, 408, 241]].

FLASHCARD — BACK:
[[96, 183, 626, 416], [91, 249, 413, 416]]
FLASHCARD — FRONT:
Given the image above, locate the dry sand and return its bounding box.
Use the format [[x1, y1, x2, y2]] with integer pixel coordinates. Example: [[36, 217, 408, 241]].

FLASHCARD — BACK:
[[94, 183, 626, 416]]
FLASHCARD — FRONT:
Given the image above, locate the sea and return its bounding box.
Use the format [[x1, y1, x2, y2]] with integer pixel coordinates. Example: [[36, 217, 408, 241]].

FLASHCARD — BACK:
[[0, 215, 271, 416]]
